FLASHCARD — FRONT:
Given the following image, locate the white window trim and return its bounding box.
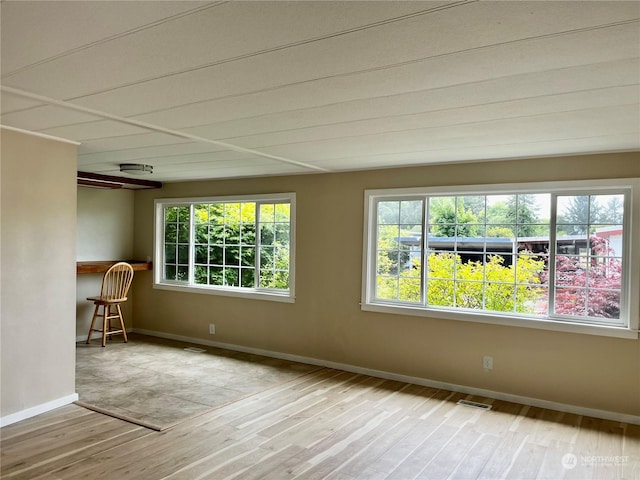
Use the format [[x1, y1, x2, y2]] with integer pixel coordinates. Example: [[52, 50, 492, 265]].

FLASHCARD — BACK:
[[362, 179, 640, 339], [154, 192, 296, 302]]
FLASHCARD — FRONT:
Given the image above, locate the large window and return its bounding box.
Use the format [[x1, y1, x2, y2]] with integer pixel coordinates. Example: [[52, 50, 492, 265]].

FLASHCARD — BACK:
[[362, 180, 639, 337], [155, 193, 295, 301]]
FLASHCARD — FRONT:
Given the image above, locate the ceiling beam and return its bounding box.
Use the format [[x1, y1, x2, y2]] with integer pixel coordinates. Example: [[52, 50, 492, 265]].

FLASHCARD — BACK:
[[78, 171, 163, 189]]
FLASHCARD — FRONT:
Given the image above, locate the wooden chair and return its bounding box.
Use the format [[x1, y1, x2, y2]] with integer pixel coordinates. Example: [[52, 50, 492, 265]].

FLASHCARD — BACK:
[[86, 262, 134, 347]]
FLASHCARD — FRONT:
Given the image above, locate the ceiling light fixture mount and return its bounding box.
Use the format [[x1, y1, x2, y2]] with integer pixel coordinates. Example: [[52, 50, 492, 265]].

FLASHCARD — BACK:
[[120, 163, 153, 175]]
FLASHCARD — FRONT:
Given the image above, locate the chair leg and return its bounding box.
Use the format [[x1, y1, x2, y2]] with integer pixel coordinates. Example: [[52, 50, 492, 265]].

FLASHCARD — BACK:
[[86, 303, 99, 344], [117, 304, 128, 343], [101, 305, 109, 347]]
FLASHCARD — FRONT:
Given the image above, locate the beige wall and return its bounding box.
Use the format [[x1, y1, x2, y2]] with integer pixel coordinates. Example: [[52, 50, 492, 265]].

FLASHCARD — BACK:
[[1, 128, 77, 418], [133, 153, 640, 416], [76, 187, 134, 338]]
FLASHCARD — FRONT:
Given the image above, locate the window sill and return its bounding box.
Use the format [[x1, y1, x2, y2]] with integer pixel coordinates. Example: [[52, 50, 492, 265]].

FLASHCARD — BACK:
[[361, 302, 638, 339], [154, 282, 295, 303]]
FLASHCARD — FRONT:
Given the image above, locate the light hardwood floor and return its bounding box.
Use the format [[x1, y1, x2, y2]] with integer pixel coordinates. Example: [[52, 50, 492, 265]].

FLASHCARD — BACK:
[[2, 368, 639, 479]]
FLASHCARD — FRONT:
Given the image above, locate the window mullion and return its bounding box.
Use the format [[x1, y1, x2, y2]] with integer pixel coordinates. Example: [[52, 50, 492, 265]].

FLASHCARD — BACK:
[[421, 197, 427, 306], [255, 201, 262, 289], [548, 194, 558, 316], [188, 203, 195, 286]]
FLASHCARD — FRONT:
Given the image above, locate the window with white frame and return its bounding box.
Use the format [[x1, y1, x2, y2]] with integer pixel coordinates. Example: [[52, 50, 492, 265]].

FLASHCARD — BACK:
[[155, 193, 295, 301], [362, 180, 639, 336]]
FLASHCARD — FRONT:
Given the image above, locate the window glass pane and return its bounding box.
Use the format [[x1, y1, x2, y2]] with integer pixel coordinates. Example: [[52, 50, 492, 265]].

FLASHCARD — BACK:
[[241, 247, 255, 267], [398, 278, 421, 302], [591, 226, 624, 256], [275, 203, 290, 222], [209, 204, 224, 224], [194, 245, 207, 264], [557, 195, 588, 224], [516, 254, 547, 286], [459, 195, 486, 222], [377, 224, 400, 249], [209, 246, 223, 265], [194, 205, 208, 224], [378, 201, 399, 225], [485, 254, 514, 281], [427, 252, 456, 280], [164, 265, 176, 281], [178, 224, 189, 243], [486, 195, 515, 225], [554, 287, 587, 316], [429, 196, 456, 236], [260, 224, 274, 245], [240, 224, 256, 245], [516, 194, 550, 225], [240, 268, 255, 288], [164, 223, 177, 243], [178, 245, 189, 264], [260, 204, 275, 223], [165, 245, 176, 264], [260, 247, 275, 269], [165, 206, 178, 223], [516, 285, 547, 315], [275, 223, 290, 245], [274, 271, 289, 289], [455, 281, 483, 310], [224, 225, 240, 245], [274, 246, 289, 270], [177, 207, 190, 223], [241, 202, 256, 223], [376, 276, 398, 300], [224, 268, 239, 287], [399, 200, 423, 224], [591, 194, 624, 224], [588, 289, 621, 319], [177, 266, 189, 281], [194, 265, 208, 285], [209, 267, 223, 285], [225, 203, 241, 225], [195, 225, 208, 244], [587, 257, 622, 289], [484, 283, 514, 313], [556, 226, 588, 254], [225, 246, 240, 266], [259, 270, 274, 288], [427, 279, 454, 306]]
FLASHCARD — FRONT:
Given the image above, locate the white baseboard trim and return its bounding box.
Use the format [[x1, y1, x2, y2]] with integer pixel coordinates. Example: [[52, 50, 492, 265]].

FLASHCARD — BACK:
[[0, 393, 79, 428], [133, 328, 640, 426]]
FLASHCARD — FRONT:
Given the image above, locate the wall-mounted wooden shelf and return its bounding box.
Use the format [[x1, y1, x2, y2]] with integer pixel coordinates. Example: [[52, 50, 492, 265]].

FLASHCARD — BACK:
[[77, 260, 153, 274]]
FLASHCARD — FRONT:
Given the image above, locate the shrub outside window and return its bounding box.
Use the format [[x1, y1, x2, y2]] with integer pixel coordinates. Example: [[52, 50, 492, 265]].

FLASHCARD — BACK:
[[155, 193, 295, 302], [362, 180, 639, 337]]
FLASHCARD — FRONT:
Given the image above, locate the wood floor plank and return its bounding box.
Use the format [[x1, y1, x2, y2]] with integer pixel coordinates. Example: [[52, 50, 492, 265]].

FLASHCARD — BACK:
[[0, 405, 92, 442], [1, 422, 149, 479]]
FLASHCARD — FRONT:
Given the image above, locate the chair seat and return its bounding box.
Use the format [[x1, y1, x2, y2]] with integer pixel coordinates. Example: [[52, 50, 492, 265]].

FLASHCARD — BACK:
[[87, 296, 128, 304]]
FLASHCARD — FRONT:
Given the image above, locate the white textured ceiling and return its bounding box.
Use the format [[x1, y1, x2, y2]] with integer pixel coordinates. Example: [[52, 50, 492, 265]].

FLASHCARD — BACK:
[[1, 1, 638, 182]]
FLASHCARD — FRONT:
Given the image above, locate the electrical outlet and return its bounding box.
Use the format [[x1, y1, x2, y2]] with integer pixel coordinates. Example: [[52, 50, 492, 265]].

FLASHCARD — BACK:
[[483, 355, 493, 371], [209, 323, 215, 335]]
